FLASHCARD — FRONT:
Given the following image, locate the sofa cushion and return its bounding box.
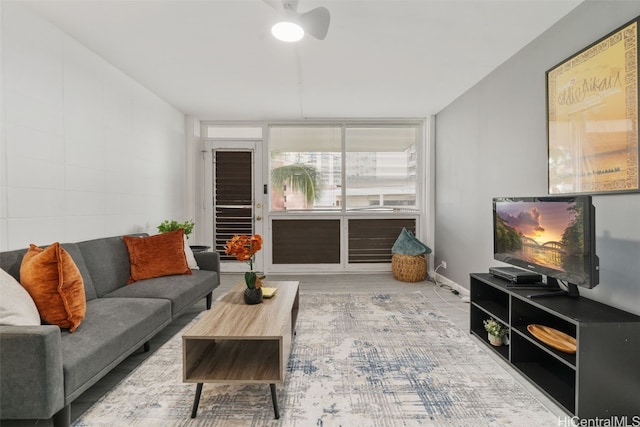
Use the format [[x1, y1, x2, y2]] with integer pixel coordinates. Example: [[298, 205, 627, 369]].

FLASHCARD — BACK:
[[20, 243, 86, 332], [0, 244, 98, 302], [122, 230, 191, 284], [77, 235, 142, 297], [0, 248, 27, 282], [60, 243, 98, 301], [0, 269, 40, 326], [60, 297, 171, 401], [103, 269, 216, 319]]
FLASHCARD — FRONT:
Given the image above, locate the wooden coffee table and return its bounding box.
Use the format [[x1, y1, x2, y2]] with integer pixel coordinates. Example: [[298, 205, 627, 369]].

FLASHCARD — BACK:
[[182, 281, 299, 419]]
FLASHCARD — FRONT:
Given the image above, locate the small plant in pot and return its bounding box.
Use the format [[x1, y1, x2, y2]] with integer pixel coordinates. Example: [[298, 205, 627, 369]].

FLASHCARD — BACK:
[[157, 220, 195, 238], [483, 317, 508, 346]]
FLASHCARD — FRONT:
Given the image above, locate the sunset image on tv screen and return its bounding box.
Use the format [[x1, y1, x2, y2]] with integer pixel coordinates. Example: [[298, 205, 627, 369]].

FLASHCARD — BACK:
[[495, 201, 585, 273]]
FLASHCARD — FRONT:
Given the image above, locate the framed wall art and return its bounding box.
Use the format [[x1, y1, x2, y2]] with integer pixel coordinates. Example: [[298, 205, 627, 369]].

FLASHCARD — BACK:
[[547, 16, 639, 195]]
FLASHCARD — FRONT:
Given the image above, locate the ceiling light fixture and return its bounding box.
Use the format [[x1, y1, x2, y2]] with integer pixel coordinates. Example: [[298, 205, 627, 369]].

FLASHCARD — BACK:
[[271, 21, 305, 42]]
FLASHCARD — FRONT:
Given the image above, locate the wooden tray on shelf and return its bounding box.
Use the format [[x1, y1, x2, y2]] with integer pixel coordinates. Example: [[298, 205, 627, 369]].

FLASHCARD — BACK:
[[527, 324, 576, 354]]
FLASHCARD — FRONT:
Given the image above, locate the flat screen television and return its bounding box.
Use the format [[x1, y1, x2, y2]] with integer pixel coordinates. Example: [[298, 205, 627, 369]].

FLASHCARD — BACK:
[[493, 196, 599, 297]]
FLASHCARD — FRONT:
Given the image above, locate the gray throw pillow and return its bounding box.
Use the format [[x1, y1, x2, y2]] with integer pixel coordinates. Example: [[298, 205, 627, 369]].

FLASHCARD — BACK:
[[391, 228, 432, 255]]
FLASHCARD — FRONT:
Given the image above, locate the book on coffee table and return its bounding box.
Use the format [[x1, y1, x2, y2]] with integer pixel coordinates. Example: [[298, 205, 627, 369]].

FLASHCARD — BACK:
[[262, 287, 277, 298]]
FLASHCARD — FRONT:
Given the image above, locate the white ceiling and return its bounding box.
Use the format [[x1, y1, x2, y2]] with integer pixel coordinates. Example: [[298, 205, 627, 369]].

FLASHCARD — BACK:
[[18, 0, 582, 121]]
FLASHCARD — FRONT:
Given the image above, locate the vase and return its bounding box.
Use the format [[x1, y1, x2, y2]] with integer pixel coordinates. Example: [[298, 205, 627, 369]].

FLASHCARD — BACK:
[[244, 288, 263, 305], [488, 333, 503, 346]]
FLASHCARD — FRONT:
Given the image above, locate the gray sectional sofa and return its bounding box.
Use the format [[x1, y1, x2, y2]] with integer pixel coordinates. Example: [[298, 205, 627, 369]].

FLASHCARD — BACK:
[[0, 233, 220, 426]]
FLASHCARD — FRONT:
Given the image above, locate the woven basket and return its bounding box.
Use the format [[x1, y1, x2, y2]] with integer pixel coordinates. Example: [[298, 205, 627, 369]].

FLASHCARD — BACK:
[[392, 254, 427, 282]]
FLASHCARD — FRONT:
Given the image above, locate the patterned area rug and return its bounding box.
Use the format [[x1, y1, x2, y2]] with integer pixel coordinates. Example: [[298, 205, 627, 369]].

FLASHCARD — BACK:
[[74, 292, 558, 426]]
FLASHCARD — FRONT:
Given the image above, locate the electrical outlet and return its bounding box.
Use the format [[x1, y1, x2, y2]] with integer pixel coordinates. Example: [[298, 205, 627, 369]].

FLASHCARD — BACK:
[[442, 261, 447, 269]]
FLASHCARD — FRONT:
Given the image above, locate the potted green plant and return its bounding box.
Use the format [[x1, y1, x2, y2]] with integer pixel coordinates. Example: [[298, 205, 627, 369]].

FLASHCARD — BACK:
[[483, 317, 507, 346], [157, 220, 195, 238]]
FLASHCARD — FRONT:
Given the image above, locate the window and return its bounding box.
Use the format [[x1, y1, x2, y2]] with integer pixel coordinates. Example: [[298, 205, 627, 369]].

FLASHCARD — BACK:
[[206, 126, 263, 139], [344, 126, 417, 211], [267, 121, 423, 270], [269, 126, 342, 211], [269, 123, 419, 212]]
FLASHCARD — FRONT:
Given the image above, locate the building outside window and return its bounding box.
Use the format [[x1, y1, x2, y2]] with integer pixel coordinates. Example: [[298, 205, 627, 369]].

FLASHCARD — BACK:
[[269, 124, 419, 212]]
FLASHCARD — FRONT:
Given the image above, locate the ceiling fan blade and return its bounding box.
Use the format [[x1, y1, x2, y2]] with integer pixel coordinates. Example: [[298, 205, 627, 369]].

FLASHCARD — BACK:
[[300, 6, 330, 40]]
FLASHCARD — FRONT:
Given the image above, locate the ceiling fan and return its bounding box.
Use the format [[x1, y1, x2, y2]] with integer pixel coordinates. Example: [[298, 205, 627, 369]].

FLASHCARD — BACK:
[[264, 0, 331, 42]]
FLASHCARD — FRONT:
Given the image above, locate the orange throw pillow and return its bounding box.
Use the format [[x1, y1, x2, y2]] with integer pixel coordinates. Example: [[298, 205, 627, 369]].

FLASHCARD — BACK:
[[122, 229, 192, 284], [20, 243, 86, 332]]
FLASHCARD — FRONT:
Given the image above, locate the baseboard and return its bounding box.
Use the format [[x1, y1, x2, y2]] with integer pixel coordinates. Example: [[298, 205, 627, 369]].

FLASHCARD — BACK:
[[434, 273, 469, 297]]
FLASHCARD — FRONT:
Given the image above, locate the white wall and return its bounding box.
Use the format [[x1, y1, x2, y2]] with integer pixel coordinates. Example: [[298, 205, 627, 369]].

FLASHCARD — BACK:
[[0, 3, 187, 250], [435, 2, 640, 314], [184, 115, 206, 245]]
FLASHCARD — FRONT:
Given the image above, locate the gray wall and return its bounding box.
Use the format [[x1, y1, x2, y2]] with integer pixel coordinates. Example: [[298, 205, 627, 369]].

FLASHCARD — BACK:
[[435, 1, 640, 315]]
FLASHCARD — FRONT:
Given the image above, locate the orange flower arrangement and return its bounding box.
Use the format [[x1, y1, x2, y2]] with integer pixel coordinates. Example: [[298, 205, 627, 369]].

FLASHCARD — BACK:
[[224, 234, 264, 289]]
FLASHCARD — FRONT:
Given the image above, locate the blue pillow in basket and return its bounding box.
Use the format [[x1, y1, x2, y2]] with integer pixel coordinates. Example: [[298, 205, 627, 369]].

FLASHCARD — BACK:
[[392, 228, 432, 256]]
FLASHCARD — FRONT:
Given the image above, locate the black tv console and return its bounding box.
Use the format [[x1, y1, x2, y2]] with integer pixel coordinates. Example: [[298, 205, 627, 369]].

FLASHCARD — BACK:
[[470, 273, 640, 419]]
